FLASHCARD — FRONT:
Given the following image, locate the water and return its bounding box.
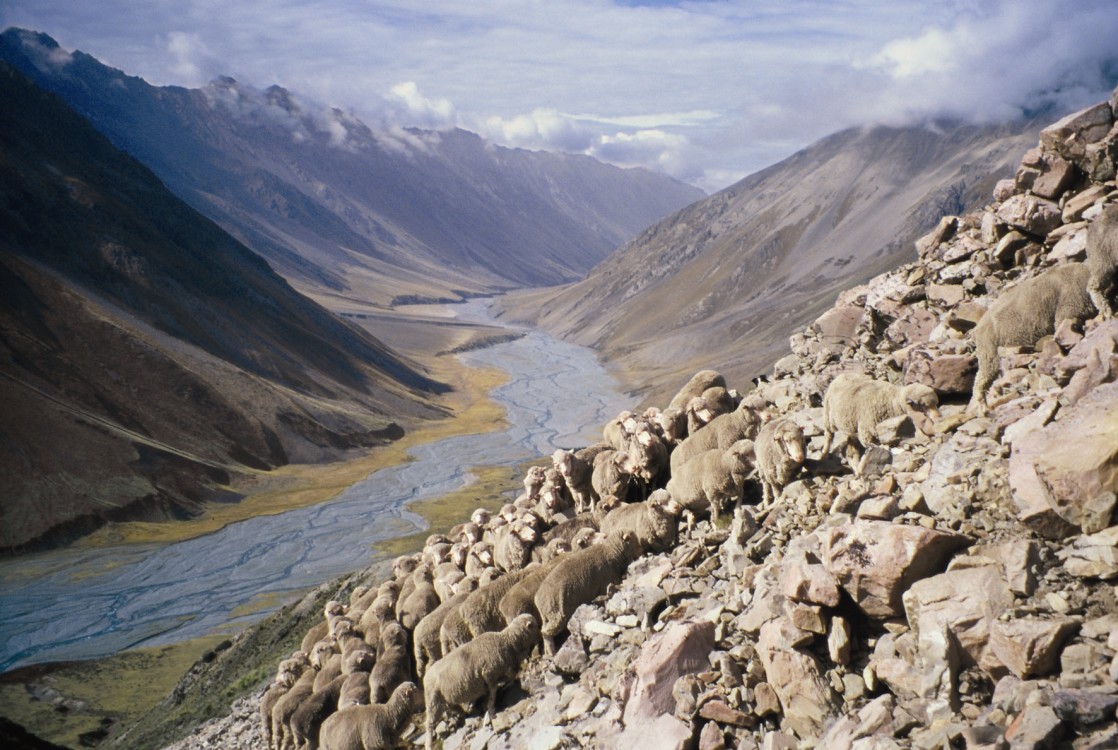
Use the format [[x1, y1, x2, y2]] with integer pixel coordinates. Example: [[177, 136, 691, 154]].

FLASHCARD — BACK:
[[0, 299, 630, 672]]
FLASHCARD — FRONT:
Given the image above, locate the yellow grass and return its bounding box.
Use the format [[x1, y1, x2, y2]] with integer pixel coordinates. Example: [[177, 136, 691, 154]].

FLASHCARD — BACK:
[[74, 360, 509, 549]]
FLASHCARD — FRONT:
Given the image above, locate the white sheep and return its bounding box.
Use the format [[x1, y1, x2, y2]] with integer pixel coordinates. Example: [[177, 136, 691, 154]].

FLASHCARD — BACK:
[[667, 369, 727, 412], [685, 386, 735, 435], [822, 373, 940, 465], [522, 465, 547, 501], [590, 449, 634, 506], [493, 519, 539, 573], [598, 489, 683, 553], [665, 439, 756, 527], [1087, 202, 1118, 318], [625, 423, 670, 491], [754, 417, 806, 506], [318, 681, 418, 750], [423, 614, 541, 750], [396, 566, 439, 632], [534, 530, 643, 656], [552, 448, 595, 513], [670, 400, 765, 475], [412, 587, 474, 680], [369, 621, 410, 704], [968, 263, 1097, 412]]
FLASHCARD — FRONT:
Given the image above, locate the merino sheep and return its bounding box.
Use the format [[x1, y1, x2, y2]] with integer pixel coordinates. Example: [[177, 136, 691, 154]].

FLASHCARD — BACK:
[[590, 449, 634, 506], [598, 489, 683, 553], [272, 669, 316, 750], [424, 614, 541, 750], [458, 565, 536, 639], [493, 519, 539, 573], [534, 530, 643, 656], [685, 386, 735, 435], [358, 594, 395, 647], [656, 406, 689, 445], [464, 541, 495, 579], [667, 369, 727, 412], [337, 670, 372, 711], [318, 681, 418, 750], [670, 400, 765, 474], [1087, 203, 1118, 318], [369, 621, 411, 704], [625, 423, 670, 491], [261, 657, 309, 750], [551, 448, 596, 513], [823, 373, 940, 459], [289, 672, 345, 750], [969, 263, 1097, 411], [498, 559, 564, 625], [412, 587, 474, 680], [523, 465, 547, 501], [665, 439, 756, 527], [397, 566, 439, 632], [313, 652, 343, 693], [754, 417, 807, 505], [603, 410, 636, 450]]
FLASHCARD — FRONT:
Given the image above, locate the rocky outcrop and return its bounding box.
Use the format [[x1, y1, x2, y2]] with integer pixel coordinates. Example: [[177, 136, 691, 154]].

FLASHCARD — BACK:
[[163, 89, 1118, 750]]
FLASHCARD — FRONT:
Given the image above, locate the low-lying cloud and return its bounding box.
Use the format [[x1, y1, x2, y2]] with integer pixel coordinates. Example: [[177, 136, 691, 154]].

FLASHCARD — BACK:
[[3, 0, 1116, 192]]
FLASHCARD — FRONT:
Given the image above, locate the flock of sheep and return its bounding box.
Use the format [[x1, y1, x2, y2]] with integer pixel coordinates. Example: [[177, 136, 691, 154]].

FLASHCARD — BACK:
[[258, 203, 1117, 750]]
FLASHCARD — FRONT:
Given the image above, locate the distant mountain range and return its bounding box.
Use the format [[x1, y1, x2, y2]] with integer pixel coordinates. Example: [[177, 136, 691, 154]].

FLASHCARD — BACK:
[[500, 118, 1051, 403], [0, 29, 704, 306], [0, 62, 447, 553]]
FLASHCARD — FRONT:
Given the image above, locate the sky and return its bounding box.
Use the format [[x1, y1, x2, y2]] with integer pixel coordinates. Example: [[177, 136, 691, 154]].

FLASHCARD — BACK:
[[3, 0, 1117, 193]]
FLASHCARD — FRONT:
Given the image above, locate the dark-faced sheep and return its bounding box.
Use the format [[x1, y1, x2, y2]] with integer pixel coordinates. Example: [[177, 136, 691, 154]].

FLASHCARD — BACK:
[[667, 369, 727, 412], [968, 263, 1096, 412], [318, 681, 418, 750], [423, 614, 541, 750], [755, 417, 806, 506], [823, 373, 940, 463], [665, 439, 756, 527], [534, 530, 643, 656], [598, 489, 683, 553], [1087, 202, 1118, 318]]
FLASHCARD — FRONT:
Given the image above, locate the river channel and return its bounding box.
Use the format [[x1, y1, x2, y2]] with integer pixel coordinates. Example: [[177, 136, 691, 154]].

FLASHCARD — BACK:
[[0, 300, 631, 672]]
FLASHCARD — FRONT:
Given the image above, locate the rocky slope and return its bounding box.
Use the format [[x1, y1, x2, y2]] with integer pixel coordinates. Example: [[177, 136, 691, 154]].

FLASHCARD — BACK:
[[500, 117, 1051, 406], [0, 63, 446, 553], [0, 28, 704, 306], [136, 89, 1118, 750]]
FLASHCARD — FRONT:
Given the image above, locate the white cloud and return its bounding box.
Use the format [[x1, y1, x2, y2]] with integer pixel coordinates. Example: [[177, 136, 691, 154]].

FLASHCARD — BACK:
[[2, 0, 1116, 191]]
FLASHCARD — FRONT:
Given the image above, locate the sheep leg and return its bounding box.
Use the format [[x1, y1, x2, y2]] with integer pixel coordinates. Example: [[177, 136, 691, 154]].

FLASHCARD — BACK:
[[1088, 268, 1114, 318], [820, 429, 833, 456], [484, 684, 499, 723], [543, 634, 557, 657]]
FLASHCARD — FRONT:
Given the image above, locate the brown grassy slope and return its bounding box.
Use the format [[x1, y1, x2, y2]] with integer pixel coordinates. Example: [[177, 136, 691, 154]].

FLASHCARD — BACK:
[[499, 120, 1048, 406]]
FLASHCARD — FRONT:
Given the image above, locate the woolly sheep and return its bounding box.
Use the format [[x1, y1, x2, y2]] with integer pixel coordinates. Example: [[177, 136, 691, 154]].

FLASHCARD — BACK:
[[1087, 202, 1118, 318], [412, 587, 474, 680], [969, 263, 1096, 412], [358, 594, 395, 647], [523, 465, 547, 501], [532, 537, 572, 564], [369, 621, 411, 704], [823, 372, 941, 459], [754, 417, 806, 505], [272, 669, 316, 750], [665, 439, 756, 527], [498, 559, 564, 625], [590, 449, 634, 506], [656, 406, 689, 445], [667, 369, 727, 412], [542, 511, 599, 547], [598, 489, 683, 553], [551, 448, 595, 513], [625, 423, 670, 490], [670, 400, 765, 475], [313, 652, 343, 693], [603, 410, 636, 450], [459, 565, 536, 639], [493, 519, 539, 573], [423, 614, 541, 750], [397, 566, 439, 632], [318, 681, 418, 750], [261, 656, 309, 750], [534, 530, 643, 656], [685, 386, 734, 434], [289, 672, 345, 750], [464, 541, 495, 579], [337, 670, 371, 711]]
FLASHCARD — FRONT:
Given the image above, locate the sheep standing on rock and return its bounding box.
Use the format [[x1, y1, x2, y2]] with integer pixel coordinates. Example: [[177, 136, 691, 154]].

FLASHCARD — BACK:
[[318, 681, 418, 750], [665, 440, 756, 528], [1087, 203, 1118, 318], [261, 655, 310, 750], [670, 400, 765, 475], [423, 614, 541, 750], [552, 448, 595, 513], [755, 417, 806, 506], [822, 373, 940, 467], [598, 489, 683, 553], [966, 262, 1097, 412], [289, 672, 346, 750], [534, 530, 643, 656], [271, 669, 316, 750]]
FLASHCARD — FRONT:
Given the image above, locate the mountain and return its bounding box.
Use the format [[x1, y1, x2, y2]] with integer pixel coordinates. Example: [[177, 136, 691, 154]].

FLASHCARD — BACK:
[[0, 29, 704, 307], [0, 62, 447, 554], [500, 119, 1049, 404]]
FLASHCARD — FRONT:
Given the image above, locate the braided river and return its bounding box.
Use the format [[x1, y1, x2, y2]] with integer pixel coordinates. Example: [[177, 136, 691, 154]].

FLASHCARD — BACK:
[[0, 300, 630, 672]]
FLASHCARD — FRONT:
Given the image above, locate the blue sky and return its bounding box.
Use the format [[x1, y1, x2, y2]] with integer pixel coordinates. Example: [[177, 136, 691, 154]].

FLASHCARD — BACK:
[[3, 0, 1116, 192]]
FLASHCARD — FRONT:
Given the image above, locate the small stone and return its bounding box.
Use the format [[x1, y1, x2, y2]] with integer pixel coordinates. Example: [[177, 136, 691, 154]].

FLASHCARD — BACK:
[[698, 721, 726, 750], [753, 682, 781, 717], [828, 616, 852, 665], [1004, 704, 1065, 750], [698, 699, 751, 727]]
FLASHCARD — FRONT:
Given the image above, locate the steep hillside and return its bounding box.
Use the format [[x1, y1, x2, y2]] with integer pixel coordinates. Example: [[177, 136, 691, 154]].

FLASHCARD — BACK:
[[501, 119, 1049, 404], [0, 63, 446, 553], [0, 29, 704, 307], [141, 88, 1117, 750]]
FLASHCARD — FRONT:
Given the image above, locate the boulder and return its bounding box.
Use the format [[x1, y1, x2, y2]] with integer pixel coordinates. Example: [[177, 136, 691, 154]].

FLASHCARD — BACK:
[[622, 619, 716, 726], [757, 618, 839, 739], [1058, 525, 1118, 580], [989, 617, 1079, 678], [1039, 101, 1115, 160], [904, 349, 977, 395], [822, 520, 971, 619], [997, 194, 1063, 238], [1008, 382, 1118, 537]]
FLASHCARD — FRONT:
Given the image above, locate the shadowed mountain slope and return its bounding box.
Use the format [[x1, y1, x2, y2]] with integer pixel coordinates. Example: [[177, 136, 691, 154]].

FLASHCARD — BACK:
[[0, 63, 446, 553], [500, 119, 1049, 404], [0, 29, 704, 306]]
